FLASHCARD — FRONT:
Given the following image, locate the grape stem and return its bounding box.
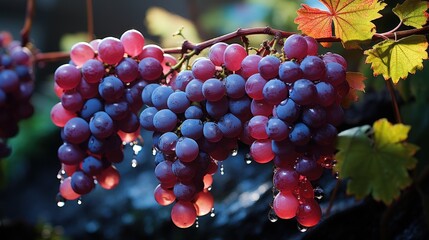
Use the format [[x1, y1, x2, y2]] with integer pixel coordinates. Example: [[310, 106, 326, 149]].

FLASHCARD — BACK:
[[374, 20, 403, 40], [385, 79, 402, 123], [20, 0, 35, 47], [34, 26, 429, 63], [86, 0, 94, 41]]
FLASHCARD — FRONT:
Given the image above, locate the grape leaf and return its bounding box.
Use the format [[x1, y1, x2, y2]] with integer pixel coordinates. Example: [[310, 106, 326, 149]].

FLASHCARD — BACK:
[[392, 0, 428, 28], [365, 35, 428, 83], [335, 118, 418, 205], [344, 72, 366, 104], [294, 0, 386, 48]]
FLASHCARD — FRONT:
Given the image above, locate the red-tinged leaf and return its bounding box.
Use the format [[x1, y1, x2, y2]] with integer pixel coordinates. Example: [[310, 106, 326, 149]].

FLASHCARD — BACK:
[[342, 72, 366, 106], [295, 0, 386, 48]]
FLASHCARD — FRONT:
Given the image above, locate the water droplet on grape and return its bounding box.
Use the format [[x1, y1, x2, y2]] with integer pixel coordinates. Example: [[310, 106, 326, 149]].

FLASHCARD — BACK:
[[152, 147, 157, 156], [77, 198, 82, 205], [132, 144, 142, 155], [297, 223, 308, 232], [122, 141, 127, 146], [334, 172, 339, 179], [56, 194, 65, 208], [314, 186, 324, 200], [245, 153, 252, 164], [220, 164, 225, 175], [210, 208, 216, 217], [231, 148, 238, 156], [195, 217, 199, 228], [268, 208, 278, 222], [56, 168, 66, 180], [131, 159, 138, 168], [207, 185, 212, 191]]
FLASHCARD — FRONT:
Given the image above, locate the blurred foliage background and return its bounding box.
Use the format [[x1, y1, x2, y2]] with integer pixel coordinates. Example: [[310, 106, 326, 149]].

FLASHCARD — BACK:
[[0, 0, 428, 239]]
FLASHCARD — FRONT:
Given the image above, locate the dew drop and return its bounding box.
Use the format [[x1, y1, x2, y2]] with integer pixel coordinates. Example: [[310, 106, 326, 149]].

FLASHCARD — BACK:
[[220, 164, 225, 175], [56, 194, 65, 208], [297, 223, 308, 232], [210, 208, 216, 217], [268, 208, 278, 222], [132, 144, 143, 155], [131, 159, 138, 168], [245, 153, 252, 164], [334, 172, 339, 179], [152, 147, 157, 156], [195, 217, 199, 228], [56, 168, 66, 180], [207, 185, 212, 191], [231, 148, 238, 156], [314, 186, 324, 200], [122, 141, 127, 146], [77, 198, 82, 205]]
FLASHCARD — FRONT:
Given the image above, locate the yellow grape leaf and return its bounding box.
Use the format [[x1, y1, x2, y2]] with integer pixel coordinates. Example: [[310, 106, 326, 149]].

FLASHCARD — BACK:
[[392, 0, 428, 28], [335, 119, 418, 205], [365, 35, 428, 83], [344, 72, 366, 104], [295, 0, 386, 48], [145, 7, 201, 48]]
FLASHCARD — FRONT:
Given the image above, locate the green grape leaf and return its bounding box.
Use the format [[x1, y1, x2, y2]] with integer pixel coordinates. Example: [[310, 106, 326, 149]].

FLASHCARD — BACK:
[[392, 0, 428, 28], [335, 118, 418, 205], [295, 0, 386, 48], [364, 35, 428, 83]]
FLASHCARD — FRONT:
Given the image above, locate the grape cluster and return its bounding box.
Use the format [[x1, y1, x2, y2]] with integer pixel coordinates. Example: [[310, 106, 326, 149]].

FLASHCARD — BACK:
[[0, 31, 35, 158], [52, 30, 164, 202], [52, 29, 349, 229]]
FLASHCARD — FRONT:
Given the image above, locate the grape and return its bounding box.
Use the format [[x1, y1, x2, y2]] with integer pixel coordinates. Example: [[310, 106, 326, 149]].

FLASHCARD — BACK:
[[205, 97, 228, 119], [155, 160, 176, 188], [173, 70, 194, 91], [80, 98, 103, 120], [96, 165, 120, 190], [184, 105, 203, 119], [313, 124, 338, 146], [250, 139, 274, 163], [166, 91, 189, 114], [224, 74, 246, 99], [153, 109, 177, 132], [262, 78, 288, 105], [0, 69, 19, 92], [194, 191, 214, 216], [248, 115, 269, 140], [151, 85, 174, 109], [172, 160, 197, 182], [224, 43, 247, 71], [87, 135, 105, 154], [228, 95, 252, 121], [138, 57, 163, 81], [97, 37, 125, 65], [104, 100, 129, 120], [316, 82, 336, 107], [70, 42, 95, 67], [89, 111, 114, 139], [98, 76, 124, 102], [278, 61, 303, 84], [289, 122, 311, 146], [192, 58, 216, 81], [154, 184, 176, 206], [185, 79, 205, 102], [58, 143, 86, 165], [173, 182, 197, 201], [326, 103, 344, 126], [77, 78, 99, 99], [54, 64, 81, 90], [273, 192, 299, 219], [300, 56, 326, 81], [284, 34, 308, 60], [217, 113, 242, 138], [296, 199, 322, 227], [180, 119, 203, 140], [71, 171, 95, 195], [295, 156, 323, 181], [323, 52, 347, 70], [250, 99, 274, 117], [240, 54, 262, 79], [117, 112, 140, 133], [203, 122, 223, 142], [51, 102, 78, 127], [265, 118, 289, 141], [139, 44, 164, 62], [275, 98, 300, 123], [116, 58, 139, 83], [82, 59, 105, 84], [245, 73, 267, 100], [171, 201, 197, 228], [158, 131, 178, 154], [289, 79, 316, 106], [81, 156, 104, 176], [258, 55, 281, 80], [208, 42, 228, 66], [63, 117, 91, 144], [302, 106, 327, 128], [323, 62, 346, 87], [304, 36, 319, 56], [202, 78, 226, 101], [175, 137, 199, 162], [61, 91, 84, 112], [120, 29, 145, 57], [59, 177, 81, 200], [141, 83, 160, 106]]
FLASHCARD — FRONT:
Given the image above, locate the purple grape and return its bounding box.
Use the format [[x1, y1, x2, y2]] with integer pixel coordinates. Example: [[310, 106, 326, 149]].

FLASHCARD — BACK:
[[275, 98, 301, 123], [240, 54, 262, 79], [208, 42, 228, 66], [289, 79, 316, 106], [71, 171, 95, 194], [141, 83, 160, 106], [295, 156, 323, 181], [184, 105, 203, 119], [82, 59, 105, 84], [175, 137, 199, 162], [116, 58, 139, 83], [167, 91, 190, 114], [203, 122, 223, 142], [63, 117, 91, 144], [302, 106, 327, 128], [104, 100, 129, 120], [316, 82, 336, 107], [284, 34, 308, 60], [304, 36, 319, 56], [82, 156, 104, 176], [326, 103, 344, 126], [139, 106, 158, 131], [158, 132, 178, 154], [202, 78, 226, 102], [61, 91, 84, 112], [289, 122, 311, 146], [155, 160, 176, 188], [278, 61, 303, 84], [138, 57, 163, 81], [266, 118, 290, 141], [262, 78, 288, 105], [313, 124, 338, 146], [300, 56, 326, 81], [217, 113, 242, 138], [87, 135, 105, 154], [192, 58, 216, 81], [224, 74, 246, 99], [228, 95, 252, 121], [185, 79, 204, 102], [173, 182, 197, 201], [89, 111, 114, 139], [205, 97, 228, 119], [80, 98, 103, 121], [323, 62, 346, 87], [151, 85, 174, 110], [258, 55, 281, 80], [117, 112, 139, 133], [180, 119, 203, 140], [172, 160, 197, 182], [173, 70, 194, 91], [57, 143, 86, 165], [98, 76, 124, 102], [153, 109, 177, 132]]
